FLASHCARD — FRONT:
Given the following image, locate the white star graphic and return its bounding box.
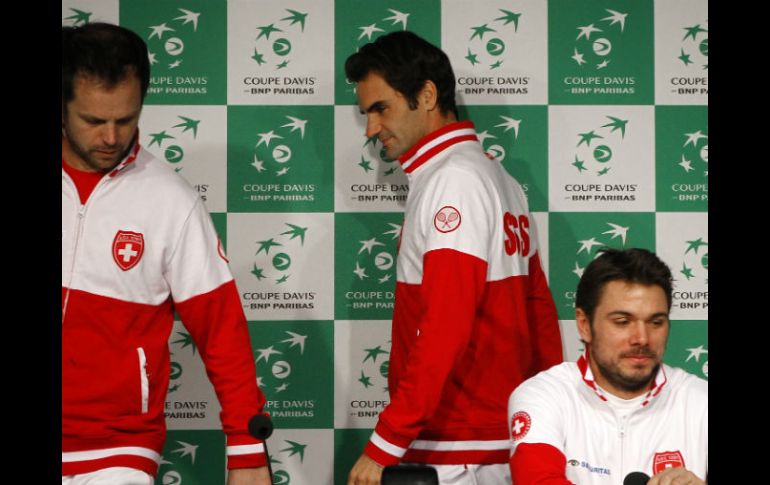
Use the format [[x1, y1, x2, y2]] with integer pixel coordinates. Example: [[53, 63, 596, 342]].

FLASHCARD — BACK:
[[257, 376, 264, 387], [384, 223, 402, 240], [378, 274, 391, 283], [256, 130, 283, 148], [174, 8, 201, 31], [601, 9, 628, 32], [354, 262, 368, 280], [572, 48, 586, 66], [275, 383, 289, 392], [384, 9, 409, 30], [251, 155, 266, 172], [169, 59, 182, 69], [576, 24, 602, 40], [149, 23, 175, 40], [359, 237, 385, 254], [577, 237, 603, 255], [602, 223, 629, 245], [683, 130, 708, 147], [495, 116, 521, 139], [276, 167, 290, 176], [678, 155, 694, 173], [172, 441, 198, 464], [148, 52, 158, 65], [159, 455, 173, 466], [597, 59, 610, 69], [476, 130, 497, 145], [281, 331, 308, 354], [256, 346, 283, 363], [572, 262, 585, 278], [281, 116, 308, 139], [685, 345, 708, 363], [358, 23, 384, 41]]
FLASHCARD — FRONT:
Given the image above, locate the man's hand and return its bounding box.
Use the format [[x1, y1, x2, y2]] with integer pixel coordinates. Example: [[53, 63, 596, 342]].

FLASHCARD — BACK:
[[347, 453, 384, 485], [648, 467, 706, 485], [227, 466, 272, 485]]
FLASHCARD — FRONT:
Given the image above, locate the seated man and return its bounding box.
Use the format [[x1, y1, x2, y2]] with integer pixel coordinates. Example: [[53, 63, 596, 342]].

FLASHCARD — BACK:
[[507, 248, 707, 485]]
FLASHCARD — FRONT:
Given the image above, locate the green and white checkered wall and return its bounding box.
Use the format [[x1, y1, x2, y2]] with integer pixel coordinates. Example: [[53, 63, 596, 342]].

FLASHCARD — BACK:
[[62, 1, 708, 483]]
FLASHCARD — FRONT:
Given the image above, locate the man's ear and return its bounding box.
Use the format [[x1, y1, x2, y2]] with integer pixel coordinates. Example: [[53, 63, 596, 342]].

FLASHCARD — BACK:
[[419, 80, 438, 111], [576, 308, 592, 344]]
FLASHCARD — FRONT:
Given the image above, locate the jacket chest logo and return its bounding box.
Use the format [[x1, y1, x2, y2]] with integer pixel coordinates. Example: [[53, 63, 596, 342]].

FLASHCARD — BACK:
[[112, 230, 145, 271], [653, 450, 685, 475]]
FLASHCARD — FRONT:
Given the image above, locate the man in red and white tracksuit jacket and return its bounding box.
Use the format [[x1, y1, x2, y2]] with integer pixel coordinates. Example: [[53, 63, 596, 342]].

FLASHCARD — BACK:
[[345, 31, 563, 485], [364, 120, 563, 481], [507, 355, 708, 485], [62, 143, 268, 478]]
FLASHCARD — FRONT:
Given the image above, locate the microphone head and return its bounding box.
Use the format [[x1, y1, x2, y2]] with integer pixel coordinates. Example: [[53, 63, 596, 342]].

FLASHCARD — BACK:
[[623, 471, 650, 485], [248, 413, 274, 440], [382, 464, 438, 485]]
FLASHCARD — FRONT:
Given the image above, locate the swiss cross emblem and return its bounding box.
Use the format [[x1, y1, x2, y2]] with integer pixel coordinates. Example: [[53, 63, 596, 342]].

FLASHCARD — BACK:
[[433, 206, 462, 233], [653, 451, 685, 475], [112, 230, 144, 271], [510, 411, 531, 441]]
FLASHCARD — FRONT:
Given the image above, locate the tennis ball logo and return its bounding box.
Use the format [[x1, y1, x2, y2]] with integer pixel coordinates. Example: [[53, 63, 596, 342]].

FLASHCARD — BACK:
[[593, 145, 612, 163], [273, 253, 291, 271], [162, 471, 182, 485], [273, 38, 292, 56], [699, 38, 708, 56], [592, 38, 611, 56], [165, 145, 184, 163], [373, 252, 393, 271], [272, 360, 292, 379], [165, 37, 185, 56], [486, 38, 505, 56], [273, 145, 292, 164]]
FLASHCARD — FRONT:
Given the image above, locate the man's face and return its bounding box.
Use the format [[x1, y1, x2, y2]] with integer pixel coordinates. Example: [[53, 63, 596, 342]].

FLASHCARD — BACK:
[[62, 73, 142, 173], [577, 280, 670, 399], [355, 72, 430, 160]]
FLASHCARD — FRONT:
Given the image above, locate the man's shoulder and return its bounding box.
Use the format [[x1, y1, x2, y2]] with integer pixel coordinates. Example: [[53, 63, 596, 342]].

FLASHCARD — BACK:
[[662, 364, 708, 398], [127, 147, 199, 201], [515, 362, 579, 398]]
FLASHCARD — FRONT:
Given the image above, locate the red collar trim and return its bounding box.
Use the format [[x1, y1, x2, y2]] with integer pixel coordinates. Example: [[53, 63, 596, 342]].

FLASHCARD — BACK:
[[398, 121, 478, 174]]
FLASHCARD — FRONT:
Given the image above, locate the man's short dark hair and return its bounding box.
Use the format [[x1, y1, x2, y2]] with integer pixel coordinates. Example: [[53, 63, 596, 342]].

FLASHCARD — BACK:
[[345, 31, 458, 118], [576, 248, 673, 321], [62, 22, 150, 106]]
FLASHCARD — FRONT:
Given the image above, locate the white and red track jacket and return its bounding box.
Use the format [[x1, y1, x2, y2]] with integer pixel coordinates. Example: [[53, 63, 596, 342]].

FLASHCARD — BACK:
[[507, 355, 708, 485], [62, 144, 266, 476], [364, 121, 563, 466]]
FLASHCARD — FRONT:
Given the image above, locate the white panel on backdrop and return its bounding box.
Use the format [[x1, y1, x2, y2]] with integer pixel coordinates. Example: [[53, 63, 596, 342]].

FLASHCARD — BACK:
[[656, 213, 708, 320], [165, 321, 222, 430], [559, 320, 583, 362], [548, 105, 655, 212], [442, 0, 548, 105], [334, 106, 410, 212], [265, 429, 334, 485], [140, 106, 228, 213], [228, 213, 335, 320], [654, 0, 708, 105], [62, 0, 119, 26], [227, 0, 335, 105], [334, 320, 392, 428]]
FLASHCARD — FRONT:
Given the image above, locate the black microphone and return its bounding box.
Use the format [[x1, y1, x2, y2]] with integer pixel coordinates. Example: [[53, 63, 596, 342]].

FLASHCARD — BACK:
[[248, 413, 275, 485], [623, 471, 650, 485], [248, 413, 274, 440], [382, 464, 439, 485]]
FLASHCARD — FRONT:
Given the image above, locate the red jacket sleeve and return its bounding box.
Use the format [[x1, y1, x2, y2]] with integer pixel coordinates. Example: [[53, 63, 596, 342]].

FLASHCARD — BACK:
[[526, 252, 563, 372], [510, 442, 575, 485], [175, 280, 268, 469], [365, 248, 487, 465]]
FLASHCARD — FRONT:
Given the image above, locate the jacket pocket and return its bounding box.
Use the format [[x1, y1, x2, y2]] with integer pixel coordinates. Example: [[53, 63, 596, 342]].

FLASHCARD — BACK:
[[137, 347, 149, 414]]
